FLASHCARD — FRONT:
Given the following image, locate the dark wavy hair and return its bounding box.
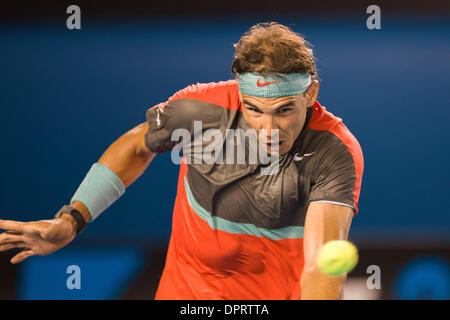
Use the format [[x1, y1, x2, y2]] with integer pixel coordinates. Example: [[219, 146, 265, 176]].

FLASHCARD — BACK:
[[231, 22, 317, 78]]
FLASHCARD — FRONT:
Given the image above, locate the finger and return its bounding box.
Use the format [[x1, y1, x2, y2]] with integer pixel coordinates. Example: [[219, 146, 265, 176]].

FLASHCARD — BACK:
[[0, 242, 26, 252], [11, 249, 34, 264], [21, 221, 56, 237], [1, 230, 21, 235], [0, 232, 24, 245], [0, 220, 25, 233]]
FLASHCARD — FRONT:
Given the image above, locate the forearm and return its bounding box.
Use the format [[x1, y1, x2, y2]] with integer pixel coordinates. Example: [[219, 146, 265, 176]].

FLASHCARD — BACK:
[[300, 268, 346, 300], [70, 122, 155, 223], [301, 203, 354, 300]]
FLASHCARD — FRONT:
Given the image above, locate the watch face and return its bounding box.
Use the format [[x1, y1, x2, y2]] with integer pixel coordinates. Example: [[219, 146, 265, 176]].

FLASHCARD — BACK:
[[57, 206, 85, 234], [55, 206, 71, 218]]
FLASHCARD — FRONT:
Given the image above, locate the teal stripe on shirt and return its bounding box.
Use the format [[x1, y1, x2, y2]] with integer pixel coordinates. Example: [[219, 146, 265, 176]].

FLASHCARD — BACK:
[[184, 177, 304, 240]]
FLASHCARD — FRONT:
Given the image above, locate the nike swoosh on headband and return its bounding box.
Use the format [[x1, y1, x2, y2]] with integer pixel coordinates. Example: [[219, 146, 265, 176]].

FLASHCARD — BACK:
[[256, 79, 281, 87], [237, 72, 312, 97]]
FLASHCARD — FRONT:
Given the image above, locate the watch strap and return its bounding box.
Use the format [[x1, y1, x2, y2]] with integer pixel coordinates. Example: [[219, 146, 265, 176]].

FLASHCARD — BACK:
[[55, 205, 86, 234]]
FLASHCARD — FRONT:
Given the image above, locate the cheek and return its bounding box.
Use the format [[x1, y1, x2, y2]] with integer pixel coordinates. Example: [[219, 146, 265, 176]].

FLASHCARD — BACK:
[[282, 114, 305, 138], [242, 112, 260, 130]]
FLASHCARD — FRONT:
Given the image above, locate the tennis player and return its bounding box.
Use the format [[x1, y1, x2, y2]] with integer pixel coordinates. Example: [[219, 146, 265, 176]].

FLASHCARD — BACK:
[[0, 22, 363, 300]]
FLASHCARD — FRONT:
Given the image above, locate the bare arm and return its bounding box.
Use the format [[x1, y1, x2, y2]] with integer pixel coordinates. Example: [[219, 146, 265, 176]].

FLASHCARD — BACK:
[[300, 202, 354, 300], [0, 122, 155, 263], [71, 122, 155, 223]]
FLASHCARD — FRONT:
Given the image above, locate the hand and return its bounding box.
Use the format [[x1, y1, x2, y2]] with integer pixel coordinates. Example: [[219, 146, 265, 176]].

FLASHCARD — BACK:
[[0, 215, 77, 264]]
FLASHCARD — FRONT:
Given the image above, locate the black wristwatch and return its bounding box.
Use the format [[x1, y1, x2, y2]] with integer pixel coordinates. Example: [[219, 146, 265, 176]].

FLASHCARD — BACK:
[[55, 205, 87, 235]]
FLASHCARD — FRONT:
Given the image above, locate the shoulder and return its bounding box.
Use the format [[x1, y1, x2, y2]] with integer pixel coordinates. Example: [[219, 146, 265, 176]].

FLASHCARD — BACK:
[[302, 101, 364, 214], [165, 79, 241, 111], [305, 101, 364, 171], [145, 80, 241, 152], [146, 79, 240, 124]]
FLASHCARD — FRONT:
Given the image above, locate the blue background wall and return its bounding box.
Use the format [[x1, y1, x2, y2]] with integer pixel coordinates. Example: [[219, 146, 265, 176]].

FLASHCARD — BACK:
[[2, 17, 449, 240], [1, 15, 449, 299]]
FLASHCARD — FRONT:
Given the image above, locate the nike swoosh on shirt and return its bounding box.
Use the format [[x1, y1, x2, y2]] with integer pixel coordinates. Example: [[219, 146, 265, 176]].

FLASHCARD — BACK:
[[293, 152, 316, 161], [156, 107, 161, 126], [256, 79, 281, 87]]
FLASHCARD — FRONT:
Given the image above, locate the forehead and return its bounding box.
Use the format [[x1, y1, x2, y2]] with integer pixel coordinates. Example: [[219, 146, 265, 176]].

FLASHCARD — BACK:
[[241, 93, 298, 105]]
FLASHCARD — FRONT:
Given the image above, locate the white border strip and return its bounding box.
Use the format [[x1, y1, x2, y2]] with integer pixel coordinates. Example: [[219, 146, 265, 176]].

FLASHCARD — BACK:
[[309, 200, 355, 210]]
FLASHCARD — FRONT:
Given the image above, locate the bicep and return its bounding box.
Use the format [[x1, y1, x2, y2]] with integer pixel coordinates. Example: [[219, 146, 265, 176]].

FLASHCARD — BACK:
[[109, 121, 155, 159], [132, 122, 155, 158], [302, 202, 353, 272], [98, 122, 156, 187]]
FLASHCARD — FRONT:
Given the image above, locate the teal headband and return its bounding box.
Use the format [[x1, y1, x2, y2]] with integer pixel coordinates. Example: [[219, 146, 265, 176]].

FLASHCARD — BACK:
[[237, 72, 312, 97]]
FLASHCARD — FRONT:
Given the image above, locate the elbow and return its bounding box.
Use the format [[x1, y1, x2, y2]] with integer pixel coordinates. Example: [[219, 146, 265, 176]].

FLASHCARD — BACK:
[[129, 122, 155, 159]]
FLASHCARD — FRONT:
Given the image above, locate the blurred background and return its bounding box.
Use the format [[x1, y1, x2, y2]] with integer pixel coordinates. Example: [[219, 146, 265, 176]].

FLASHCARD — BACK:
[[0, 0, 449, 300]]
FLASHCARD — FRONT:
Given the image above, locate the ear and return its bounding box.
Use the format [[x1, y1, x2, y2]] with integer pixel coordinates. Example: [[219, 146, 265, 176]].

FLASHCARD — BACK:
[[238, 90, 243, 104], [305, 80, 319, 107]]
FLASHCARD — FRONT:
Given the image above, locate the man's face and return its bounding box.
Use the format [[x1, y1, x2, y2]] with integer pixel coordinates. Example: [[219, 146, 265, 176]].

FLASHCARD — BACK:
[[239, 81, 318, 156]]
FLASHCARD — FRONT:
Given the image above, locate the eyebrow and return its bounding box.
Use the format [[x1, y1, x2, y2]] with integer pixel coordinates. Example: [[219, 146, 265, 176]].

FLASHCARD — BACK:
[[243, 100, 296, 111]]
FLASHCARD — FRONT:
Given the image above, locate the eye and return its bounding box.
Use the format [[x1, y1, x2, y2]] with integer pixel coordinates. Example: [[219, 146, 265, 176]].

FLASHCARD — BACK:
[[247, 106, 263, 113], [277, 107, 292, 114]]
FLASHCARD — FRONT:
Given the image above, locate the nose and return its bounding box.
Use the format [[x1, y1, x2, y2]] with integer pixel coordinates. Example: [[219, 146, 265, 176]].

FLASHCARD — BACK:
[[259, 115, 279, 142]]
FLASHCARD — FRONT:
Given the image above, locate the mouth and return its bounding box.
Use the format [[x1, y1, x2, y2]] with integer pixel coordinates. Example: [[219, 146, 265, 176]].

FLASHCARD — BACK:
[[265, 141, 285, 149]]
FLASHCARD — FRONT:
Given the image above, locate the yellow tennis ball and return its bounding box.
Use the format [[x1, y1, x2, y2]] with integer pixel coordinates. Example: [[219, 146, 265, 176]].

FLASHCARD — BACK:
[[317, 240, 359, 276]]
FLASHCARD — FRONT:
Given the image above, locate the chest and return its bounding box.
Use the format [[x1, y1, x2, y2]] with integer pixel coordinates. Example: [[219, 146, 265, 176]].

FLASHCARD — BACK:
[[187, 156, 314, 229]]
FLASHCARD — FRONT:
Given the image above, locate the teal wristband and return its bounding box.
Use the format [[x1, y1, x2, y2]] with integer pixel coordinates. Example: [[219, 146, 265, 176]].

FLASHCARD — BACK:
[[71, 163, 125, 222]]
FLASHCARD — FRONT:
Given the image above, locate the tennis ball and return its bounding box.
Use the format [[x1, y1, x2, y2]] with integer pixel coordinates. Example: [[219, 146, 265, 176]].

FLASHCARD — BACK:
[[317, 240, 359, 276]]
